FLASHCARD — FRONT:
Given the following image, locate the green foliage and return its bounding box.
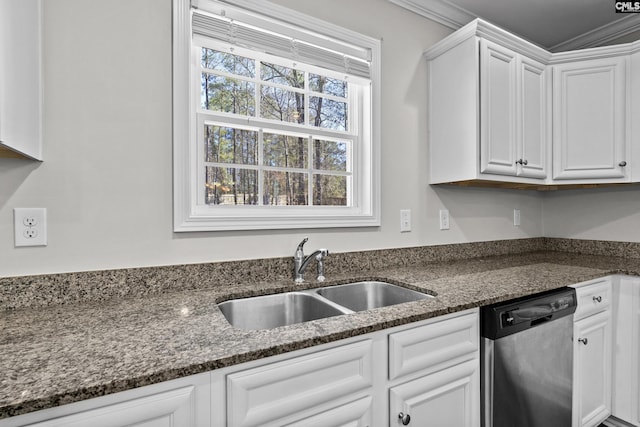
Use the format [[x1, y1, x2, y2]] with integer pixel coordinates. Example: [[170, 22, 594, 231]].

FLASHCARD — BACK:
[[201, 48, 350, 207]]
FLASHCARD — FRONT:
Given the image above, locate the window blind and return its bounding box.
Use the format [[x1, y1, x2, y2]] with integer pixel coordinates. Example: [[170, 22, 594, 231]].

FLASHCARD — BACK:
[[191, 8, 372, 79]]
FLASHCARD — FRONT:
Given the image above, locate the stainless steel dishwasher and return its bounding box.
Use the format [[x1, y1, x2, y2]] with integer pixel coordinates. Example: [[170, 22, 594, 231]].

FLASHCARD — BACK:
[[480, 287, 577, 427]]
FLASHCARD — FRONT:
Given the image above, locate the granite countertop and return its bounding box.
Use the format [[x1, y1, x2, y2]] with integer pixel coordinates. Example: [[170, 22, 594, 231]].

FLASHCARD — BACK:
[[2, 249, 640, 420]]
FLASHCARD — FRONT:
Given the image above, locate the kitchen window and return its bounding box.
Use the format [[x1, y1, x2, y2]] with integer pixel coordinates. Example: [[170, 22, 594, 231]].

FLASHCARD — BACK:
[[173, 0, 381, 231]]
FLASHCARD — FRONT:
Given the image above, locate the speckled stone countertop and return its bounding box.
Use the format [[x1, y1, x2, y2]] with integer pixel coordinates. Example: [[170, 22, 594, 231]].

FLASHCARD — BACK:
[[2, 239, 640, 420]]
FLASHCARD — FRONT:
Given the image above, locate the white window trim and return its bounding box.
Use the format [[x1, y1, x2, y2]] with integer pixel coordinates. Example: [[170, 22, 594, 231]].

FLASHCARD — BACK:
[[172, 0, 381, 231]]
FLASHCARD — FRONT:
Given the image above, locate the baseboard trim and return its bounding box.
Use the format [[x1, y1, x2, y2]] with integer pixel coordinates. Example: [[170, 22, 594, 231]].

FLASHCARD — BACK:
[[604, 416, 636, 427]]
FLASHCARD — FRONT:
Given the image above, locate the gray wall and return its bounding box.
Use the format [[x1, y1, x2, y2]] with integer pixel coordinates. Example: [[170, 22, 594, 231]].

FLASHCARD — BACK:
[[543, 187, 640, 242], [0, 0, 547, 277]]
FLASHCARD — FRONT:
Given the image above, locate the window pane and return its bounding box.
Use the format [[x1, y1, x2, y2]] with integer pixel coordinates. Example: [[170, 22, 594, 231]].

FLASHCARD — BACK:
[[309, 96, 347, 131], [202, 74, 255, 116], [310, 74, 347, 98], [313, 175, 347, 206], [204, 125, 258, 165], [264, 133, 307, 169], [264, 171, 308, 206], [261, 86, 304, 124], [261, 62, 304, 88], [313, 140, 348, 171], [205, 167, 258, 205], [201, 48, 255, 78]]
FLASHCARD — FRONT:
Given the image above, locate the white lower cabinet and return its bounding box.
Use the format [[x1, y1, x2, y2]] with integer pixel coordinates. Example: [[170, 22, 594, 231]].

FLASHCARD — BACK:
[[389, 360, 479, 427], [573, 310, 612, 427], [572, 278, 613, 427], [224, 308, 479, 427], [610, 275, 640, 427], [387, 309, 479, 427], [26, 386, 198, 427], [0, 309, 480, 427], [0, 373, 211, 427]]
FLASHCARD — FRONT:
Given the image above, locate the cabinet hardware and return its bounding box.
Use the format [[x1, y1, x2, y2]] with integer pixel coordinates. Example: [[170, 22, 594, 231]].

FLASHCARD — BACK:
[[593, 296, 602, 303], [398, 412, 411, 425], [578, 338, 588, 345], [515, 159, 528, 166], [619, 161, 627, 167]]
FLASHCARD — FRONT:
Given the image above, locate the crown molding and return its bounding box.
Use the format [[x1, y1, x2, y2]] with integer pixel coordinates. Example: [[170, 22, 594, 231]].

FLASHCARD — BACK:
[[388, 0, 473, 30], [550, 14, 640, 52], [424, 18, 550, 63], [390, 0, 640, 51]]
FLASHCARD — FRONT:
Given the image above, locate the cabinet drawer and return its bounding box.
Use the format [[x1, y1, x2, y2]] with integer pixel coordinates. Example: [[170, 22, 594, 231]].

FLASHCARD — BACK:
[[572, 279, 611, 321], [389, 310, 478, 381], [24, 386, 196, 427], [227, 340, 373, 427]]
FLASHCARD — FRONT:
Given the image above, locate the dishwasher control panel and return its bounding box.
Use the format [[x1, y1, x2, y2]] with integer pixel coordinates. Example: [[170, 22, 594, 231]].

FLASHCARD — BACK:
[[481, 287, 577, 339]]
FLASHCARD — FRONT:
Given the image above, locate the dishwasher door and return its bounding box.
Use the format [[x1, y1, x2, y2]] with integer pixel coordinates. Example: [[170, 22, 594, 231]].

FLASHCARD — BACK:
[[482, 314, 574, 427]]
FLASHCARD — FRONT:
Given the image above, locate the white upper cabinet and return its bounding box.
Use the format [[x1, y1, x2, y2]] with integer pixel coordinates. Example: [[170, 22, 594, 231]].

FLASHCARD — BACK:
[[519, 56, 547, 179], [480, 39, 547, 179], [425, 18, 640, 189], [552, 56, 628, 181], [0, 0, 43, 160], [479, 40, 518, 177], [426, 20, 549, 186]]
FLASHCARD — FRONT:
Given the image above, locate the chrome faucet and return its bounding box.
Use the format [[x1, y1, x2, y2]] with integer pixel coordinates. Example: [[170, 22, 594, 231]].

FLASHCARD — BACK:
[[294, 237, 329, 283]]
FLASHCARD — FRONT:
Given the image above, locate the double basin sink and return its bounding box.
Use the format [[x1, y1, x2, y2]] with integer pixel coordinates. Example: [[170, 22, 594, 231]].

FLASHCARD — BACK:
[[218, 281, 435, 330]]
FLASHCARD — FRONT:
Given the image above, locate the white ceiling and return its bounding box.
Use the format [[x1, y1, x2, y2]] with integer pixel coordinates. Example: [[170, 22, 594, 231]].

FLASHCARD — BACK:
[[389, 0, 640, 51]]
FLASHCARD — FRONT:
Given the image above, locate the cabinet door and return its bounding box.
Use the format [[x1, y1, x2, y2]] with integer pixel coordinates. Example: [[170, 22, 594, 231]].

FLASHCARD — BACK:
[[25, 386, 198, 427], [573, 310, 612, 427], [389, 359, 480, 427], [480, 39, 517, 177], [518, 56, 547, 179], [0, 0, 43, 160], [553, 56, 628, 180]]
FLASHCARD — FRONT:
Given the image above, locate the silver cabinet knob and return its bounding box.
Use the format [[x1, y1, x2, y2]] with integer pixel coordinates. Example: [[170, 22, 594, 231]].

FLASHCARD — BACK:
[[593, 296, 602, 303], [398, 412, 411, 425], [619, 161, 627, 167], [578, 338, 588, 345], [523, 159, 528, 165]]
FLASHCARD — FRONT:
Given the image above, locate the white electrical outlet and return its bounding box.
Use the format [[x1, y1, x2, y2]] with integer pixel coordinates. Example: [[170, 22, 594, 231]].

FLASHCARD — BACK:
[[400, 209, 411, 232], [514, 209, 521, 226], [14, 208, 47, 247], [439, 209, 450, 230]]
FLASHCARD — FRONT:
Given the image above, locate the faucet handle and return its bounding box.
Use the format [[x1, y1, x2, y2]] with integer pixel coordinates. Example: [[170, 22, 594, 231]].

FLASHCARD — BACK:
[[316, 249, 329, 259]]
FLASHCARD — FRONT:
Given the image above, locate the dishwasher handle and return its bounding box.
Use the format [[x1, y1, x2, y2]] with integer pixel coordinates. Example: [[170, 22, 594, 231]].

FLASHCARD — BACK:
[[511, 305, 554, 321]]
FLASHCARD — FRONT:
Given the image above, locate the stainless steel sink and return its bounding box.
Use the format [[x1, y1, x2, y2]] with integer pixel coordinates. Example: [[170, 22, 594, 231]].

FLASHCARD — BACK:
[[218, 281, 434, 330], [315, 281, 434, 312], [218, 292, 347, 330]]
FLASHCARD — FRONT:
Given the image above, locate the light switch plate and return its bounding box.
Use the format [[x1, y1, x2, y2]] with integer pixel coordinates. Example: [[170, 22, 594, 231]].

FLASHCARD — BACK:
[[400, 209, 411, 232], [14, 208, 47, 247], [513, 209, 520, 227], [514, 209, 521, 226], [439, 209, 450, 230]]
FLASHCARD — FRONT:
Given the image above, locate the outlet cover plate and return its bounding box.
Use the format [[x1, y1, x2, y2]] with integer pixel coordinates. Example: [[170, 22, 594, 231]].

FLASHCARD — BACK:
[[14, 208, 47, 247]]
